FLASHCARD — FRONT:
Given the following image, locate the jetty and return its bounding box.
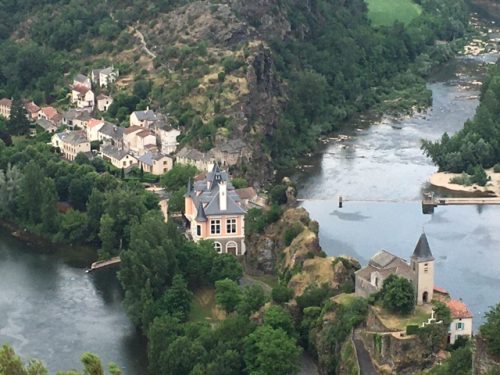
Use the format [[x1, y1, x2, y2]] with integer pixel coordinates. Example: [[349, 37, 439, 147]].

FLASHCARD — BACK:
[[422, 194, 500, 214], [86, 256, 121, 273]]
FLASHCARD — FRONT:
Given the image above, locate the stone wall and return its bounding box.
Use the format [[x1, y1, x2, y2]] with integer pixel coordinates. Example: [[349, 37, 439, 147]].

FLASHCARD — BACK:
[[473, 335, 500, 374]]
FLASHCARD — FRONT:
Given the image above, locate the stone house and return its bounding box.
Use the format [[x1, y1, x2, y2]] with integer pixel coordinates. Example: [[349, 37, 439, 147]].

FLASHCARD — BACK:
[[0, 98, 12, 119], [184, 164, 247, 256], [24, 101, 40, 121], [96, 94, 113, 112], [130, 109, 157, 128], [355, 234, 435, 305], [176, 147, 215, 172], [434, 288, 473, 345], [73, 73, 91, 89], [62, 109, 91, 129], [91, 67, 118, 87], [138, 151, 173, 175], [38, 106, 59, 123], [211, 139, 250, 167], [71, 85, 95, 111], [100, 145, 138, 169], [51, 131, 90, 161], [97, 123, 124, 148], [36, 118, 58, 133], [123, 126, 156, 155]]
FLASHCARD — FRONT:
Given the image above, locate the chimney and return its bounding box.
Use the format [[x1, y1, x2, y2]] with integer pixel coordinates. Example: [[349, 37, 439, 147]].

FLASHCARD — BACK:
[[219, 181, 227, 211]]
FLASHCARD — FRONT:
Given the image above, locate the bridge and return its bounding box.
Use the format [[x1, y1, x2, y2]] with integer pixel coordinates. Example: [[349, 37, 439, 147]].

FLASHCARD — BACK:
[[422, 195, 500, 214], [86, 256, 121, 273]]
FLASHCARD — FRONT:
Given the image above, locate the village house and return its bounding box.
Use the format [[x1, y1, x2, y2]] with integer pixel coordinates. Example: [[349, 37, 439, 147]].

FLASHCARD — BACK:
[[24, 101, 40, 121], [97, 123, 124, 148], [38, 106, 59, 123], [138, 151, 173, 175], [100, 145, 138, 169], [51, 131, 90, 161], [123, 126, 156, 155], [434, 288, 474, 345], [86, 118, 105, 141], [184, 164, 246, 255], [0, 98, 12, 119], [62, 109, 91, 130], [355, 234, 435, 305], [235, 187, 263, 209], [36, 118, 58, 133], [91, 66, 118, 87], [71, 84, 95, 111], [73, 73, 92, 89], [96, 94, 113, 112], [176, 147, 216, 172], [130, 109, 157, 128], [152, 117, 180, 154], [211, 139, 250, 167]]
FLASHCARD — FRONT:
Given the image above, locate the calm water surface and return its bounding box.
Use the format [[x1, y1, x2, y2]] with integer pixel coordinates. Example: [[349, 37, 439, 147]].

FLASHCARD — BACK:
[[0, 232, 147, 374], [296, 54, 500, 329]]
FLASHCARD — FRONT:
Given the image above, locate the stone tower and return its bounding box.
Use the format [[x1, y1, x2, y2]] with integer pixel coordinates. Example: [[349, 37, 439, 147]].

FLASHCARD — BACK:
[[410, 233, 435, 305]]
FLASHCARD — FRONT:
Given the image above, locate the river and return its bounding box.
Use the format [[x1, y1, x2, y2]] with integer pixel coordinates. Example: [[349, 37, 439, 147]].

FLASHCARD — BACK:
[[0, 230, 147, 374], [295, 51, 500, 328]]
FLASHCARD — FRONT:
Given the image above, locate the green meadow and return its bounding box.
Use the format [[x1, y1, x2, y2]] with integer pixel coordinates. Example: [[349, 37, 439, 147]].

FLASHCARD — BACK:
[[366, 0, 422, 26]]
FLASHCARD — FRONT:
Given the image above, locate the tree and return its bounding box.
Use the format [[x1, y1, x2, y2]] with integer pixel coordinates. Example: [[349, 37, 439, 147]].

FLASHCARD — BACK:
[[380, 275, 415, 315], [40, 177, 59, 233], [209, 253, 243, 283], [155, 274, 193, 321], [215, 278, 242, 313], [244, 325, 301, 375], [272, 285, 294, 304], [80, 352, 104, 375], [160, 164, 197, 192], [263, 305, 296, 337], [480, 303, 500, 356], [237, 284, 268, 317], [0, 344, 46, 375], [18, 161, 44, 224], [7, 99, 30, 136]]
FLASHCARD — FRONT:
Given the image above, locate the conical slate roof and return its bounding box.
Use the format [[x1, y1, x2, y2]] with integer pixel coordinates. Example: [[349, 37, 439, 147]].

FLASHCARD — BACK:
[[195, 201, 208, 222], [412, 233, 434, 262]]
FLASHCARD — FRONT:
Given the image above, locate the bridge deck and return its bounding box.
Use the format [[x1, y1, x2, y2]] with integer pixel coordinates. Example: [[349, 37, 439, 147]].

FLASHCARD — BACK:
[[88, 256, 121, 272]]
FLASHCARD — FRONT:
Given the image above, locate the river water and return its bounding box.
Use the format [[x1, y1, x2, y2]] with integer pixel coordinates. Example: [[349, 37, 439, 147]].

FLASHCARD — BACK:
[[296, 53, 500, 329], [0, 230, 147, 374]]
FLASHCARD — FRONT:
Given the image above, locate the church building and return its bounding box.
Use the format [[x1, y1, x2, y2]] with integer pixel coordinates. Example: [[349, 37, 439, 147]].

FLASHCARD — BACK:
[[355, 234, 435, 305]]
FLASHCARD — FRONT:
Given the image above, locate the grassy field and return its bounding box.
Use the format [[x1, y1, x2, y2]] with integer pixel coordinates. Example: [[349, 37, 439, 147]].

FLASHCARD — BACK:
[[373, 304, 432, 331], [366, 0, 422, 27]]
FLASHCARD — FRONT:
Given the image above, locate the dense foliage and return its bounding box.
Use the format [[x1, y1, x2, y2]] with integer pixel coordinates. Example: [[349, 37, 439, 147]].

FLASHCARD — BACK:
[[480, 303, 500, 356], [422, 60, 500, 174], [379, 274, 415, 315], [267, 0, 467, 167]]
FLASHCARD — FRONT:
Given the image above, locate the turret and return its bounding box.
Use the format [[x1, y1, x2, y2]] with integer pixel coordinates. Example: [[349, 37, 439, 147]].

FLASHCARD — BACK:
[[411, 233, 435, 305]]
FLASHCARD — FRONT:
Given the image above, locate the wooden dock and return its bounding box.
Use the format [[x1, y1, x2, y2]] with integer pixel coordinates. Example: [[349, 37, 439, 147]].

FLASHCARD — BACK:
[[86, 256, 121, 273], [422, 196, 500, 214]]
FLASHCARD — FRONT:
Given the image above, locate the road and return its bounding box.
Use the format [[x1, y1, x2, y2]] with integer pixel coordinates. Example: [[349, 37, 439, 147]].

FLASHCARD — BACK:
[[353, 334, 379, 375]]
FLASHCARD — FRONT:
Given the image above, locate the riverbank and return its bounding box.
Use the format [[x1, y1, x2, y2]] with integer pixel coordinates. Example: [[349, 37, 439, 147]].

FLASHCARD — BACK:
[[429, 169, 500, 196]]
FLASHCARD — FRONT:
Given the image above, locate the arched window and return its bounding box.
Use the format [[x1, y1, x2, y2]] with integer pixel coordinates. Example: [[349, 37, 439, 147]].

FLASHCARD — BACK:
[[422, 291, 429, 304], [214, 242, 222, 254], [226, 241, 237, 255]]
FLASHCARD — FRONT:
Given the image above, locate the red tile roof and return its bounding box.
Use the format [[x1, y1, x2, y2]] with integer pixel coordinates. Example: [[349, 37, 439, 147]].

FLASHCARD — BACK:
[[72, 84, 90, 95], [87, 118, 105, 128], [446, 299, 473, 319], [41, 106, 58, 120], [434, 287, 449, 295], [24, 101, 40, 114], [0, 98, 12, 107]]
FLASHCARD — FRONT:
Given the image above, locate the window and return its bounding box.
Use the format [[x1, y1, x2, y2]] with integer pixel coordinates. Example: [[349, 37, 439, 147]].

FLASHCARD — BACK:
[[226, 218, 237, 234], [424, 263, 429, 273], [456, 322, 464, 331], [226, 241, 237, 255], [214, 242, 222, 254], [196, 225, 201, 237], [211, 219, 221, 234]]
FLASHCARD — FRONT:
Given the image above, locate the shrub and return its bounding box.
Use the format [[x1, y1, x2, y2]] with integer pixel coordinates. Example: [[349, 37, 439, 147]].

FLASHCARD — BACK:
[[380, 274, 415, 315], [406, 325, 419, 335], [272, 285, 294, 304], [450, 173, 471, 186], [494, 163, 500, 173], [283, 223, 303, 246]]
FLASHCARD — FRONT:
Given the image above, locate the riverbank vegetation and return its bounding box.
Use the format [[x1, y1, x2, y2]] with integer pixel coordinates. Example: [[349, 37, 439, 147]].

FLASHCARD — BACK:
[[422, 59, 500, 180], [268, 0, 468, 168]]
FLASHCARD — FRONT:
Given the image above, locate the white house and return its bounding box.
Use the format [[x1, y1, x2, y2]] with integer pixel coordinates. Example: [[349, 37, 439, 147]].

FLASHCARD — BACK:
[[130, 109, 157, 128], [138, 152, 174, 175], [96, 94, 113, 112], [51, 131, 90, 161], [91, 67, 119, 87], [100, 145, 138, 169], [153, 121, 180, 154], [86, 119, 105, 141], [71, 85, 95, 111], [97, 123, 124, 148], [73, 73, 91, 89], [123, 126, 156, 155], [446, 299, 473, 345]]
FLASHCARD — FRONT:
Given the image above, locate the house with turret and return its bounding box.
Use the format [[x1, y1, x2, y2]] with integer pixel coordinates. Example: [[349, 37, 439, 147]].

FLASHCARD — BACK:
[[355, 234, 435, 305], [184, 164, 246, 255]]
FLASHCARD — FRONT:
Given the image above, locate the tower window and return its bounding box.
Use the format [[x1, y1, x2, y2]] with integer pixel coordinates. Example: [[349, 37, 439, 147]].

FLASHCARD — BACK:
[[424, 263, 429, 273]]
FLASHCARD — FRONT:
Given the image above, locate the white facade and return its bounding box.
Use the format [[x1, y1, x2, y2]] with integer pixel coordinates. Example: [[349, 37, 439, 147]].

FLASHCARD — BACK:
[[449, 317, 473, 345], [97, 95, 113, 112], [158, 127, 180, 154]]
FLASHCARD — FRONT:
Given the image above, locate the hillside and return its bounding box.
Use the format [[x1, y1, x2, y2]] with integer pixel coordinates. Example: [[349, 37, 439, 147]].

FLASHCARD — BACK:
[[0, 0, 468, 181]]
